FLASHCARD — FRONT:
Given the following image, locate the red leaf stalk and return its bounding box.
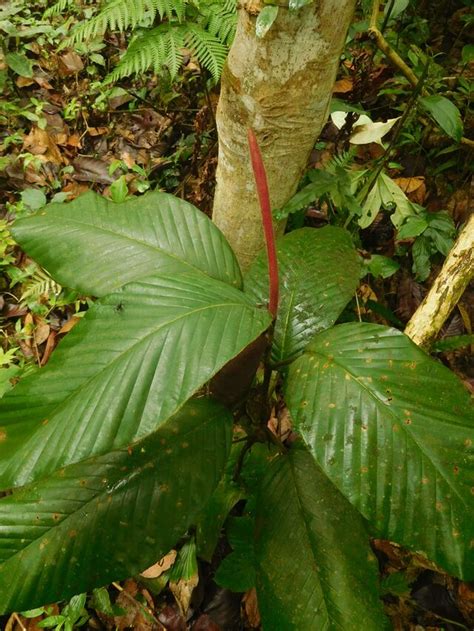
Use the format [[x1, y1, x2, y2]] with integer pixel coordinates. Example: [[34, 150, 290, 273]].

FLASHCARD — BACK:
[[247, 128, 279, 319]]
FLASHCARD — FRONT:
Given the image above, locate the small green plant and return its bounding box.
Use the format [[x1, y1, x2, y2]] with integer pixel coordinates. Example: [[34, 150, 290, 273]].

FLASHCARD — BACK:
[[0, 133, 472, 627], [21, 593, 89, 631], [61, 0, 237, 83]]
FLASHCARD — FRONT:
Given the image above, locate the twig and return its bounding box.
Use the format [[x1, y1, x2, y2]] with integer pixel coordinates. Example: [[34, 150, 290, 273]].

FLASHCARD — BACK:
[[369, 0, 419, 88], [369, 0, 474, 148], [6, 613, 27, 631]]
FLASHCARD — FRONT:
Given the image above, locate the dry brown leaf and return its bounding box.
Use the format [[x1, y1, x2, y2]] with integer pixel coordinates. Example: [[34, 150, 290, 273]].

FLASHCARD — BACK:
[[58, 51, 84, 76], [357, 283, 378, 315], [72, 157, 114, 184], [58, 316, 81, 334], [61, 181, 90, 199], [41, 331, 57, 366], [33, 320, 50, 346], [23, 127, 63, 165], [33, 76, 53, 90], [88, 127, 109, 137], [332, 77, 353, 94], [393, 176, 426, 205], [243, 588, 260, 628], [170, 574, 199, 617], [16, 76, 35, 88], [141, 549, 177, 579]]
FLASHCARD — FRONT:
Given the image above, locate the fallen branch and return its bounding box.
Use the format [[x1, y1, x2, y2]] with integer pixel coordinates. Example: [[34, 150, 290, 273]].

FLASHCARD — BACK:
[[405, 214, 474, 349]]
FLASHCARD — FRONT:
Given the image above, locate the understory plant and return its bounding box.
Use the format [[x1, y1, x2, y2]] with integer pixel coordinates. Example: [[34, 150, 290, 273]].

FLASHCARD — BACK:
[[0, 132, 472, 627], [58, 0, 236, 82]]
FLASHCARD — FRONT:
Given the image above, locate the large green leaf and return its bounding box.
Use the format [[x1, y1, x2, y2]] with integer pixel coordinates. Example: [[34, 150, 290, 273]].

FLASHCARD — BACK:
[[245, 227, 360, 364], [0, 272, 270, 488], [12, 190, 242, 296], [285, 323, 474, 579], [255, 446, 388, 630], [0, 398, 231, 614], [419, 95, 463, 142]]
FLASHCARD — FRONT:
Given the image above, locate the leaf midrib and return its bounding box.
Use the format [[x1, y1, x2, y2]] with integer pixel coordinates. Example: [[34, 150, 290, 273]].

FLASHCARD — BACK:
[[29, 214, 207, 281], [1, 416, 218, 561], [288, 457, 332, 627], [1, 298, 261, 476], [302, 348, 468, 507]]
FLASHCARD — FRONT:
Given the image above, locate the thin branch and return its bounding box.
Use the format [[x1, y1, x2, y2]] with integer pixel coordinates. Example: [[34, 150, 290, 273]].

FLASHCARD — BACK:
[[405, 214, 474, 349], [247, 128, 279, 319], [369, 0, 474, 148]]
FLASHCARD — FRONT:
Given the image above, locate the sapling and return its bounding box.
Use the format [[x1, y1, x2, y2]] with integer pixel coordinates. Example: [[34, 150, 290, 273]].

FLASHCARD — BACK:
[[0, 133, 471, 629]]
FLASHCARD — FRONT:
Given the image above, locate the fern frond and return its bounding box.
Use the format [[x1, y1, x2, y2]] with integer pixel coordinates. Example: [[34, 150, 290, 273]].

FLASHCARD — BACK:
[[199, 0, 236, 45], [44, 0, 76, 18], [326, 148, 357, 173], [107, 23, 186, 81], [186, 24, 228, 82], [108, 20, 228, 82], [68, 0, 186, 44], [20, 268, 62, 305]]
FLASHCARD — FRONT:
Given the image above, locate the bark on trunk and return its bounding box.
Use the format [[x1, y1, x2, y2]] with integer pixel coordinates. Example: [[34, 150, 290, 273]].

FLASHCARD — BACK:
[[212, 0, 356, 270]]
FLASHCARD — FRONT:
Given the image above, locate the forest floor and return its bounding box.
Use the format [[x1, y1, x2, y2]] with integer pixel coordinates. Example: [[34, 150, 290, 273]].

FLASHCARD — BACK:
[[0, 1, 473, 629]]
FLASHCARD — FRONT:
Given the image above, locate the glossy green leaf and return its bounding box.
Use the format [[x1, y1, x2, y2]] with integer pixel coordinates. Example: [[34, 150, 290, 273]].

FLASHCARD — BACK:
[[245, 227, 360, 364], [196, 444, 244, 562], [285, 323, 474, 579], [255, 446, 388, 630], [12, 190, 242, 296], [0, 398, 231, 614], [363, 254, 400, 279], [420, 95, 463, 142], [0, 272, 270, 488], [215, 517, 256, 592]]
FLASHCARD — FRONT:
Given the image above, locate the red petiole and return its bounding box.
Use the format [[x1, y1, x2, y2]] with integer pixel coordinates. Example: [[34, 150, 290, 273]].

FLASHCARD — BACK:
[[247, 128, 279, 320]]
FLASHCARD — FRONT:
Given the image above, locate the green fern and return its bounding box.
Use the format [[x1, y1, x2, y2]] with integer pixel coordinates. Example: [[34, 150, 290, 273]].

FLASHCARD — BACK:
[[108, 21, 228, 82], [199, 0, 236, 44], [44, 0, 77, 18], [68, 0, 187, 44], [67, 0, 236, 82], [326, 148, 357, 173], [186, 24, 229, 82], [20, 267, 62, 305], [109, 23, 185, 81]]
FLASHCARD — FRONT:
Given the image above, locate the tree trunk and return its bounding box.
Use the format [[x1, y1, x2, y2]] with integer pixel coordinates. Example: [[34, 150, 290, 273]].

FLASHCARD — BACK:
[[212, 0, 356, 271]]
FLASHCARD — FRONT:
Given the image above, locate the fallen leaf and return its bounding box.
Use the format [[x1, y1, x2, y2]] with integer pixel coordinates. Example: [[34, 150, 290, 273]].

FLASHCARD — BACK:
[[141, 550, 177, 579], [23, 127, 63, 165], [72, 157, 115, 184], [33, 319, 50, 346], [16, 76, 35, 88], [58, 51, 84, 76], [41, 331, 57, 366], [170, 574, 199, 617], [58, 316, 81, 334], [393, 177, 426, 204], [61, 181, 90, 199], [88, 126, 109, 137], [332, 77, 353, 94], [243, 588, 260, 628]]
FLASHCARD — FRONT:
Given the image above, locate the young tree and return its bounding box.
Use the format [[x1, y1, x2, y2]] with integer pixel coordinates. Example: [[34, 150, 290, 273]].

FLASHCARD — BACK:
[[212, 0, 357, 269]]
